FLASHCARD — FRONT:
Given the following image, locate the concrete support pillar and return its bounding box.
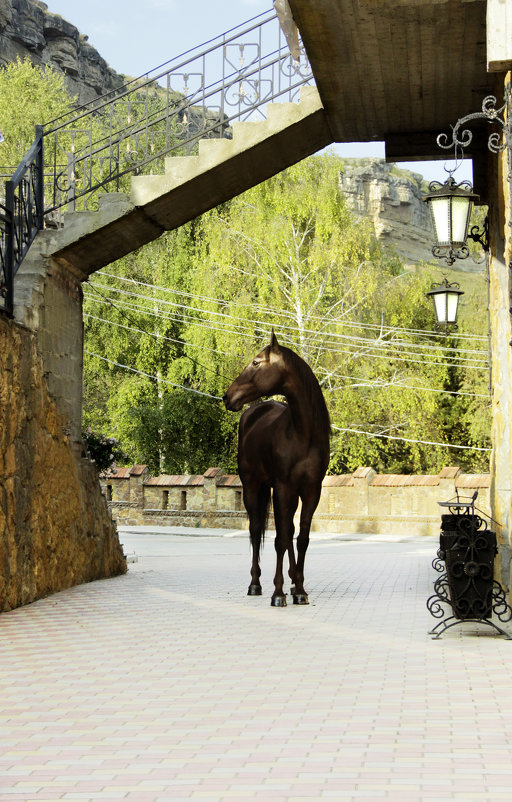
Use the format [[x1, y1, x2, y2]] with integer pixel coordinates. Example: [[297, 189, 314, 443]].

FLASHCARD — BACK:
[[13, 231, 85, 446], [488, 73, 512, 590]]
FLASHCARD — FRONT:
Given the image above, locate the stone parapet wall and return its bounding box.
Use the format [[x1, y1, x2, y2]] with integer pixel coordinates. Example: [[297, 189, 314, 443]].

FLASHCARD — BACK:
[[0, 314, 126, 612], [104, 465, 492, 537]]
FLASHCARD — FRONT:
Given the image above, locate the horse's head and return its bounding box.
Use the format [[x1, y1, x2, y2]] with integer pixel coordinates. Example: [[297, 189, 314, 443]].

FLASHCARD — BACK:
[[223, 331, 286, 412]]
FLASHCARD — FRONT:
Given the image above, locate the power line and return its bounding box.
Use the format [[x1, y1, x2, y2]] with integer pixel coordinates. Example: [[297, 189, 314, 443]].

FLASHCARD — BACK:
[[85, 283, 231, 381], [85, 312, 489, 400], [84, 313, 231, 357], [96, 269, 289, 320], [84, 289, 489, 370], [315, 367, 490, 399], [95, 269, 488, 343], [84, 351, 223, 401], [332, 426, 491, 452], [85, 347, 490, 451], [87, 279, 489, 358]]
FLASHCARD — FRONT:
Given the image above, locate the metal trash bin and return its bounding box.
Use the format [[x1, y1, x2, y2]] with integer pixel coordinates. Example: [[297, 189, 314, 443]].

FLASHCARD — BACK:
[[427, 491, 512, 639]]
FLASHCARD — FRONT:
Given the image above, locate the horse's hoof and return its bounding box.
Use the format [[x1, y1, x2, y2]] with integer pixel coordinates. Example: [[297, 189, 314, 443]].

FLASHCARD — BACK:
[[247, 584, 262, 596], [271, 595, 287, 607], [293, 593, 309, 605]]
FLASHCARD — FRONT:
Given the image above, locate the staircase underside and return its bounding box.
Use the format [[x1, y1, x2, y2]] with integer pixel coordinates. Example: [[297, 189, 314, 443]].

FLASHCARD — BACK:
[[48, 88, 332, 279]]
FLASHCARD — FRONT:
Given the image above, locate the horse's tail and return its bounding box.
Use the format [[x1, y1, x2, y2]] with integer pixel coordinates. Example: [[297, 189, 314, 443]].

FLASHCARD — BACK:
[[259, 486, 272, 544]]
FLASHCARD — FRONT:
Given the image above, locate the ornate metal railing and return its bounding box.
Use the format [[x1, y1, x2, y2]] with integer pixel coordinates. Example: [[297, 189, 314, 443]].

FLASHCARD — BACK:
[[0, 201, 12, 315], [0, 8, 312, 315], [0, 128, 44, 316], [43, 9, 312, 214]]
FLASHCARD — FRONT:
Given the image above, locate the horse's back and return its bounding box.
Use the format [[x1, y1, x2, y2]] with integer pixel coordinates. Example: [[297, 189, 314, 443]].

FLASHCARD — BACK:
[[239, 400, 286, 437]]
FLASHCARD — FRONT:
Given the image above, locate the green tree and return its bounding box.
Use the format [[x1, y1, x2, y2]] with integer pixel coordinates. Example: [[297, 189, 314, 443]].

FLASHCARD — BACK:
[[0, 58, 76, 168], [83, 224, 239, 474], [82, 154, 491, 475]]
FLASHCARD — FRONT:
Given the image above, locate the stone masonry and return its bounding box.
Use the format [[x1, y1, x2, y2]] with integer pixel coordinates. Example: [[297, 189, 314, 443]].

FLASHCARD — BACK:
[[0, 313, 126, 612], [103, 464, 491, 540]]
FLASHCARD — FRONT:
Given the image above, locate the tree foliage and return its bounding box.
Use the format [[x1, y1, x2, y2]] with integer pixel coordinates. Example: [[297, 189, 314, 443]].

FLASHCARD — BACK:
[[0, 57, 76, 168], [82, 153, 490, 476], [0, 60, 488, 477]]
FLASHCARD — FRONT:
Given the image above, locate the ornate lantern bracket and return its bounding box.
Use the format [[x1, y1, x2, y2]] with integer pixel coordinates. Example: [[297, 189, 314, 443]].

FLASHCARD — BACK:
[[437, 93, 511, 157], [424, 92, 511, 265]]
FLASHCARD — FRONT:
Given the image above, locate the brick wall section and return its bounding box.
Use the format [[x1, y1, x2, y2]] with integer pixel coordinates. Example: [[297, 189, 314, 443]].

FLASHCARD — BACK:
[[102, 465, 492, 537]]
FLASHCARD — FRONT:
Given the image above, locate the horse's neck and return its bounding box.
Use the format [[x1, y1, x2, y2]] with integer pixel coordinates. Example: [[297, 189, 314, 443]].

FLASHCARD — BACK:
[[282, 376, 328, 445]]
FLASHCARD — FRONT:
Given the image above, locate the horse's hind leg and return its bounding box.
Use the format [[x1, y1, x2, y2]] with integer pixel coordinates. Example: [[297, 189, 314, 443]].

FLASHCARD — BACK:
[[291, 486, 322, 605], [271, 486, 298, 607], [244, 484, 270, 596]]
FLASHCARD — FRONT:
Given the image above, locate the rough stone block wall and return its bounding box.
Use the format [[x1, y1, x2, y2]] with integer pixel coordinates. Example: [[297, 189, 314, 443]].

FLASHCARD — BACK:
[[143, 487, 163, 509], [112, 480, 131, 503], [217, 487, 243, 511], [104, 466, 491, 538], [0, 315, 126, 612]]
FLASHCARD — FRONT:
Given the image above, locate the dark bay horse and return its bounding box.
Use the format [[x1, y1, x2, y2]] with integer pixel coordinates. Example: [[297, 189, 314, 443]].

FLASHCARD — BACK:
[[223, 331, 330, 607]]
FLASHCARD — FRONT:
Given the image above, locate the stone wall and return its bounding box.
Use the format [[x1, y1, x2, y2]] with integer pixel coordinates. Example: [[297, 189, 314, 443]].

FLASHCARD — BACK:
[[104, 464, 491, 539], [0, 313, 126, 612]]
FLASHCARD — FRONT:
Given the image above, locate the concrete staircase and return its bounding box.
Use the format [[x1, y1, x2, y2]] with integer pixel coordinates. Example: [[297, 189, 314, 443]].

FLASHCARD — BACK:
[[36, 86, 332, 280]]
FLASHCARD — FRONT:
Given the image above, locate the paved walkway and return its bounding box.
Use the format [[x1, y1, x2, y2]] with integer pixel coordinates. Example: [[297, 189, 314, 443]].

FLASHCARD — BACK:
[[1, 528, 512, 802]]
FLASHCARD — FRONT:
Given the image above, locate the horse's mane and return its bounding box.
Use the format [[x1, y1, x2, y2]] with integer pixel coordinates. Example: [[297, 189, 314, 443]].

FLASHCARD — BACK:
[[280, 345, 331, 441]]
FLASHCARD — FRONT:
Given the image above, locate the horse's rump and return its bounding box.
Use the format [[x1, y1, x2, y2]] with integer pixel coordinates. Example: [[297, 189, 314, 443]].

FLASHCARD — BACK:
[[238, 401, 287, 482]]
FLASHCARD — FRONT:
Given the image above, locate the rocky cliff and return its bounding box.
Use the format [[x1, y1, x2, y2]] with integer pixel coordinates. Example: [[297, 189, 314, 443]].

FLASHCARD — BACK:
[[0, 0, 124, 103], [339, 158, 485, 271], [339, 159, 433, 264]]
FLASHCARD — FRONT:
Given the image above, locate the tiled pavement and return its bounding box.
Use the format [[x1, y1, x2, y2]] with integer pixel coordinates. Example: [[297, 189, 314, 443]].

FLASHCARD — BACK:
[[1, 529, 512, 802]]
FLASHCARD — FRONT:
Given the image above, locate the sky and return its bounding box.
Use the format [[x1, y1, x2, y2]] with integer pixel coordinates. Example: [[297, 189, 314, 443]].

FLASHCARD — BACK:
[[43, 0, 471, 183]]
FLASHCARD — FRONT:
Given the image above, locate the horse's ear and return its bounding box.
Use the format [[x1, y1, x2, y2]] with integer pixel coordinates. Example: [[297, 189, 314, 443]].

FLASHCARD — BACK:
[[270, 329, 280, 352]]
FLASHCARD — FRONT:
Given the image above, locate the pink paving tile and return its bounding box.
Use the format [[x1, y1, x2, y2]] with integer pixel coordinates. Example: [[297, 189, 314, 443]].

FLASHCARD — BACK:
[[1, 534, 512, 802]]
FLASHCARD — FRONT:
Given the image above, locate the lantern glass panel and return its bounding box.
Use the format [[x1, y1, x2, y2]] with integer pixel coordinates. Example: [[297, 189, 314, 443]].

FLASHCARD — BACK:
[[430, 196, 451, 245], [451, 196, 472, 246], [432, 292, 446, 323], [446, 292, 460, 323], [433, 291, 447, 324]]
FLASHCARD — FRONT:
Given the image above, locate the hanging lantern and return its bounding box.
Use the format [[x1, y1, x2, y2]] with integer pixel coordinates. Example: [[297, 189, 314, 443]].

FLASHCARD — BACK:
[[426, 277, 464, 332], [423, 177, 479, 265]]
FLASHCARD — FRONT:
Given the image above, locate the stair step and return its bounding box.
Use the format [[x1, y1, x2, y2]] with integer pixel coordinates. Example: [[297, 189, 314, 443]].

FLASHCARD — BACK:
[[131, 86, 324, 208], [299, 85, 320, 103], [198, 137, 236, 168], [231, 120, 269, 148], [164, 155, 199, 182]]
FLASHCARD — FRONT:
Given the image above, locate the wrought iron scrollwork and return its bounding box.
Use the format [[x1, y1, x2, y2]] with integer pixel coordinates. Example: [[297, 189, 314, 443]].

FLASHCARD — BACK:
[[0, 10, 313, 292], [426, 92, 509, 266], [0, 127, 43, 316], [431, 244, 470, 267], [437, 94, 511, 159], [427, 493, 512, 639], [467, 216, 490, 254]]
